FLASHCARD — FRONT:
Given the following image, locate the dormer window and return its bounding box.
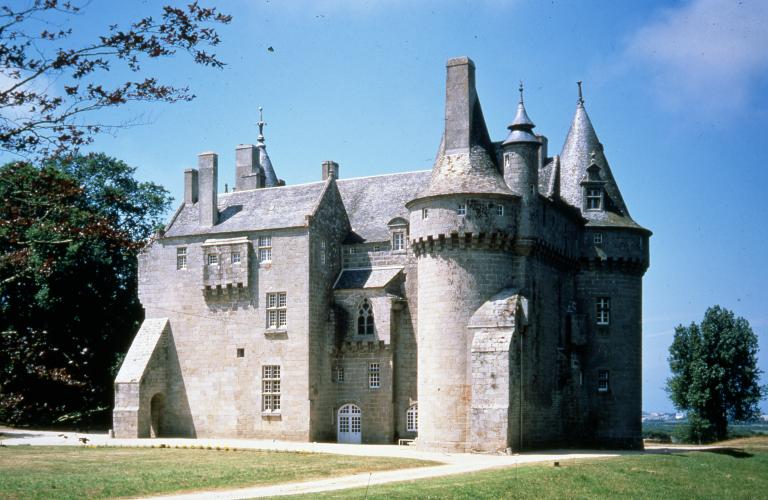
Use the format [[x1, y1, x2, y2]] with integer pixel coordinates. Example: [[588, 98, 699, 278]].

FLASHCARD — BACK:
[[392, 232, 405, 251], [585, 188, 603, 210]]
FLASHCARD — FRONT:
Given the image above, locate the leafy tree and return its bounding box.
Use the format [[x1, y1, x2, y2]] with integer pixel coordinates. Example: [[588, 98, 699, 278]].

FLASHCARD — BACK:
[[0, 0, 231, 160], [0, 154, 171, 426], [667, 306, 764, 443]]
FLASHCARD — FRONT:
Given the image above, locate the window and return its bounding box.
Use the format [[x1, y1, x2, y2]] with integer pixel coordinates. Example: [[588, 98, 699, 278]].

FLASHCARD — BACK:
[[504, 154, 511, 168], [262, 365, 281, 412], [176, 247, 187, 270], [586, 188, 603, 210], [496, 204, 504, 216], [598, 369, 609, 392], [236, 348, 245, 358], [258, 236, 272, 263], [320, 240, 326, 265], [373, 244, 381, 252], [207, 253, 218, 265], [593, 233, 603, 245], [458, 203, 466, 216], [369, 363, 380, 389], [407, 404, 418, 432], [348, 247, 356, 255], [392, 232, 405, 251], [357, 299, 374, 335], [267, 292, 287, 329], [335, 363, 344, 383], [231, 251, 241, 264], [596, 297, 610, 325], [422, 208, 429, 219]]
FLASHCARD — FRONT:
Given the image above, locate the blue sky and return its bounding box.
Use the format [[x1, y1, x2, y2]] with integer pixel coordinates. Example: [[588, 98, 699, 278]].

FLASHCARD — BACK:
[[8, 0, 768, 412]]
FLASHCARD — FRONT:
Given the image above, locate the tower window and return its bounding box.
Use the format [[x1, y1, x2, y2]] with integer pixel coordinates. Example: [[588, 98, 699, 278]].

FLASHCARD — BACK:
[[585, 188, 603, 210], [176, 247, 187, 270], [407, 404, 418, 432], [593, 233, 603, 245], [357, 299, 374, 335], [369, 363, 380, 389], [422, 208, 428, 219], [231, 252, 241, 264], [258, 236, 272, 263], [458, 203, 466, 216], [496, 204, 504, 216], [598, 369, 610, 392], [334, 363, 344, 383], [392, 231, 405, 251], [596, 297, 610, 325]]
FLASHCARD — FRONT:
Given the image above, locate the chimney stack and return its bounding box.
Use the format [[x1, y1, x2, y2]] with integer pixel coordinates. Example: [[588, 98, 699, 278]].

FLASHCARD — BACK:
[[235, 144, 265, 190], [444, 57, 475, 154], [198, 152, 218, 227], [322, 160, 339, 180], [184, 168, 199, 204]]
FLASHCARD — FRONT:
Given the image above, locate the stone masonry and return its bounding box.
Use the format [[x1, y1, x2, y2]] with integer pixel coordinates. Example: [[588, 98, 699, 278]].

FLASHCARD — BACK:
[[113, 57, 650, 451]]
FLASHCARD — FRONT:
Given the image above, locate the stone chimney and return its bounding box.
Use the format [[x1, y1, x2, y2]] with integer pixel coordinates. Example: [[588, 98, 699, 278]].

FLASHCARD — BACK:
[[322, 160, 339, 180], [536, 134, 548, 170], [184, 168, 198, 204], [198, 152, 218, 226], [235, 144, 265, 190]]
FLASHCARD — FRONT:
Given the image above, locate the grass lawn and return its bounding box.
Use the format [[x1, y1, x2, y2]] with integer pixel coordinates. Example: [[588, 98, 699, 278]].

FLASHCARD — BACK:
[[0, 446, 437, 500], [303, 440, 768, 499]]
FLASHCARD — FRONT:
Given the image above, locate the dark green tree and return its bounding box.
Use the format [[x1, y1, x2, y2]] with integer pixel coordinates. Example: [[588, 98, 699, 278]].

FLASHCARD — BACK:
[[667, 306, 764, 443], [0, 154, 171, 426]]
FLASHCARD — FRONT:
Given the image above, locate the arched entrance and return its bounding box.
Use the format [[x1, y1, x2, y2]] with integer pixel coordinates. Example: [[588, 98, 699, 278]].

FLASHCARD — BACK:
[[149, 393, 166, 438], [337, 403, 362, 444]]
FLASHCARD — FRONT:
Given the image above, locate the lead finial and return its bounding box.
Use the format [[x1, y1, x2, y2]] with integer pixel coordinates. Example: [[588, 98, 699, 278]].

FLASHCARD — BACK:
[[577, 81, 584, 106], [257, 106, 266, 142], [519, 81, 524, 104]]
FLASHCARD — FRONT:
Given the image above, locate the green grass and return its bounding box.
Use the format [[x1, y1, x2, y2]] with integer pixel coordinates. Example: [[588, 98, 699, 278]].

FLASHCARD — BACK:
[[302, 444, 768, 499], [0, 446, 437, 500]]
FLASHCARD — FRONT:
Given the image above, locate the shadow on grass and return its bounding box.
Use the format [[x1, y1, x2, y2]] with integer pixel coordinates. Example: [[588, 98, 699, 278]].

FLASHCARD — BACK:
[[644, 447, 753, 459], [700, 448, 753, 459]]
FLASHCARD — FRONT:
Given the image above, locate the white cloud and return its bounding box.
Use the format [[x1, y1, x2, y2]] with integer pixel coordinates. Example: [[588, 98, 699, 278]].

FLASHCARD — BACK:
[[625, 0, 768, 114]]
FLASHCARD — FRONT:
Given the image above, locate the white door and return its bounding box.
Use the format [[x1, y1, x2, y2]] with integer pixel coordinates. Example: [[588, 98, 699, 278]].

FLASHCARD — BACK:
[[337, 404, 362, 444]]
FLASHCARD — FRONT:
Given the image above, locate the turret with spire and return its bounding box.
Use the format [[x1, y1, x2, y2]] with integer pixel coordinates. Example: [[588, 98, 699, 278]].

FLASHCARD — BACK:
[[256, 107, 280, 188]]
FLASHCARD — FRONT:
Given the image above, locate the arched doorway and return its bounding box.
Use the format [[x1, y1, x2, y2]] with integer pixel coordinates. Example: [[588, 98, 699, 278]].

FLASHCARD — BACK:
[[150, 393, 166, 438], [337, 403, 362, 444]]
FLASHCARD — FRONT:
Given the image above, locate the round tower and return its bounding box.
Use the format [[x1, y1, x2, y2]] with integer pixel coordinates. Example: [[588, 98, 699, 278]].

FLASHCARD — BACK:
[[407, 57, 520, 450]]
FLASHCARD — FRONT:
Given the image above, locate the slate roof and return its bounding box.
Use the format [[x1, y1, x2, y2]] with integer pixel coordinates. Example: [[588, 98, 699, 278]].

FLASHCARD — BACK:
[[337, 171, 430, 242], [334, 267, 403, 290], [164, 181, 328, 237]]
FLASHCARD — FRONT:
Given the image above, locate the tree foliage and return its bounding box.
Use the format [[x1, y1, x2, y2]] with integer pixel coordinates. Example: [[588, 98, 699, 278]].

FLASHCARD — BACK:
[[0, 154, 171, 425], [0, 0, 230, 160], [667, 306, 764, 442]]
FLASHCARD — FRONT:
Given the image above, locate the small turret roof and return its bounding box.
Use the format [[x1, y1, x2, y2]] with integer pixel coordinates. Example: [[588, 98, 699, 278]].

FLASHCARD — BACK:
[[257, 107, 279, 187], [502, 82, 538, 145], [558, 84, 648, 232]]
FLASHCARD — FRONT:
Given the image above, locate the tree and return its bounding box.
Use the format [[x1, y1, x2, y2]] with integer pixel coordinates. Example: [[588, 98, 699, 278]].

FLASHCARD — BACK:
[[667, 306, 764, 443], [0, 0, 231, 160], [0, 154, 171, 425]]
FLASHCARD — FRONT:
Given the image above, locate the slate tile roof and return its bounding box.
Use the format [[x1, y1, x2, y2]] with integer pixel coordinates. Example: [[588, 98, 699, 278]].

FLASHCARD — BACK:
[[334, 267, 403, 290]]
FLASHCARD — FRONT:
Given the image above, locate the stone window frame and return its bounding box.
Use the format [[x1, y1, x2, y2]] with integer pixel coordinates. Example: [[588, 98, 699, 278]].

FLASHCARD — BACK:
[[231, 251, 241, 264], [597, 369, 610, 393], [262, 364, 281, 413], [334, 362, 345, 383], [369, 362, 380, 389], [422, 207, 429, 219], [357, 298, 374, 336], [392, 232, 405, 252], [495, 204, 505, 216], [595, 297, 610, 326], [207, 253, 218, 266], [266, 292, 287, 329], [258, 235, 272, 263], [593, 232, 603, 245], [585, 188, 603, 211], [387, 217, 409, 254], [176, 247, 187, 270], [406, 403, 418, 432], [457, 203, 466, 216]]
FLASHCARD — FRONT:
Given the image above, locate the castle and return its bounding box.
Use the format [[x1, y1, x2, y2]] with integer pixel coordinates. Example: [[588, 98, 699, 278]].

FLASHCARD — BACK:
[[114, 57, 650, 451]]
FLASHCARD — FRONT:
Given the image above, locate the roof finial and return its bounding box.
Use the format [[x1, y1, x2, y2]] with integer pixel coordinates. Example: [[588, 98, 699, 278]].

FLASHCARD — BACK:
[[577, 81, 584, 106], [257, 106, 266, 142], [519, 81, 524, 104]]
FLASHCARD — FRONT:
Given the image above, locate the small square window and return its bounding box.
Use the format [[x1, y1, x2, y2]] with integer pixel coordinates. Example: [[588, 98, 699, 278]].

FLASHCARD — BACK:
[[348, 247, 356, 255], [207, 254, 218, 265], [372, 244, 381, 252], [236, 348, 245, 358], [593, 233, 603, 244], [422, 208, 429, 219], [458, 203, 466, 216], [596, 297, 610, 325], [598, 369, 610, 392], [496, 204, 504, 216], [231, 252, 241, 264], [369, 363, 380, 389], [176, 247, 187, 270]]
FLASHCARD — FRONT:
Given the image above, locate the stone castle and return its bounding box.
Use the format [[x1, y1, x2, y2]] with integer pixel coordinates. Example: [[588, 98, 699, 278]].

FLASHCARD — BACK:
[[114, 57, 650, 451]]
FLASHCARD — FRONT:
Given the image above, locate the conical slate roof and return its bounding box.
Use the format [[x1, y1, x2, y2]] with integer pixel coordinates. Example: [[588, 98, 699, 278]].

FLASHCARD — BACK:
[[558, 96, 646, 231], [257, 108, 279, 188], [411, 57, 514, 202], [502, 84, 538, 145]]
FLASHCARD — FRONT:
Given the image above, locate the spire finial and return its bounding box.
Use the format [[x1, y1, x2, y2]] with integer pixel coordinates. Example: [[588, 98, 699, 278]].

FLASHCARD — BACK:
[[518, 81, 524, 104], [257, 106, 266, 142], [577, 81, 584, 106]]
